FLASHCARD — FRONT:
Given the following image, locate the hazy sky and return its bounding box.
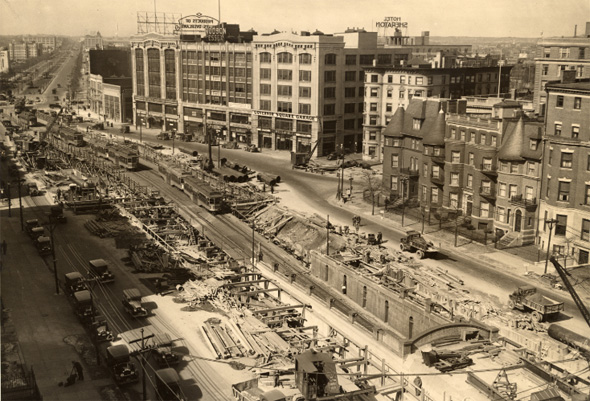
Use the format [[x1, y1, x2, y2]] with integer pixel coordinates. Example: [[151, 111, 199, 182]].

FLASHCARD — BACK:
[[1, 0, 588, 38]]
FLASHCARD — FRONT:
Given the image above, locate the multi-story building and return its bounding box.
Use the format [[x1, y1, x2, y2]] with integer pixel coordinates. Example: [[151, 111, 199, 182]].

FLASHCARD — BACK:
[[0, 49, 9, 73], [27, 36, 57, 53], [8, 41, 40, 61], [532, 22, 590, 114], [88, 49, 133, 123], [130, 16, 478, 157], [539, 74, 590, 265], [84, 32, 104, 50], [363, 64, 512, 161], [383, 98, 543, 244]]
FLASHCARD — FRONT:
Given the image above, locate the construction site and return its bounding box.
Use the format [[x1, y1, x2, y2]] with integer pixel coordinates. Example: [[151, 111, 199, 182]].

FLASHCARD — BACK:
[[2, 108, 590, 401]]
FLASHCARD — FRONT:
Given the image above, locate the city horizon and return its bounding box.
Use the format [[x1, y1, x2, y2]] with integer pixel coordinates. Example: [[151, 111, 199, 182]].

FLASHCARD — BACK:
[[1, 0, 588, 39]]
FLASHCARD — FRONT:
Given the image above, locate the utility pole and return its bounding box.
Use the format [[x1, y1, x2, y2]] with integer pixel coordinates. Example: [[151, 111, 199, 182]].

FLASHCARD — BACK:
[[401, 178, 406, 227], [46, 215, 59, 295], [251, 223, 255, 268], [544, 218, 557, 274], [129, 328, 155, 401], [421, 208, 425, 234], [6, 184, 11, 217], [326, 215, 330, 255], [17, 179, 23, 231]]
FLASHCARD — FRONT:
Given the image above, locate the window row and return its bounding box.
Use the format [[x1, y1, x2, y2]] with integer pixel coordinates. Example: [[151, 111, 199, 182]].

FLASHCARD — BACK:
[[449, 127, 499, 146]]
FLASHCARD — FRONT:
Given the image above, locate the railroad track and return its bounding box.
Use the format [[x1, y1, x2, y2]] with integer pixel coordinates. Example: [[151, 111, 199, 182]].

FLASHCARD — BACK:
[[25, 194, 228, 400]]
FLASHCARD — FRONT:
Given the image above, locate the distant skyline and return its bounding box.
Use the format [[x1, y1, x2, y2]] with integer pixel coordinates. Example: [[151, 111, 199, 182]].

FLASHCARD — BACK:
[[1, 0, 588, 39]]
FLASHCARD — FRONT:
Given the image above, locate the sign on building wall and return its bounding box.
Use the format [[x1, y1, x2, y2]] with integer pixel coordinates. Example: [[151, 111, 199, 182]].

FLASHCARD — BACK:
[[174, 13, 226, 42]]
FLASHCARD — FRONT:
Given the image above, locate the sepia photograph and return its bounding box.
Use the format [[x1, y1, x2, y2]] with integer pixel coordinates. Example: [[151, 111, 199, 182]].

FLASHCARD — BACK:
[[1, 1, 589, 400]]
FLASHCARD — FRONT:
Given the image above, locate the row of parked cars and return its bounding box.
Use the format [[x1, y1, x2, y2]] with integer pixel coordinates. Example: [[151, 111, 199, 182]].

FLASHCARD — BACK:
[[62, 261, 181, 391]]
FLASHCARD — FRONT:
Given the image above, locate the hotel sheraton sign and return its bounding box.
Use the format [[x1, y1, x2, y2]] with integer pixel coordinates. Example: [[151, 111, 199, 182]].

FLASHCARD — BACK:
[[376, 16, 408, 28]]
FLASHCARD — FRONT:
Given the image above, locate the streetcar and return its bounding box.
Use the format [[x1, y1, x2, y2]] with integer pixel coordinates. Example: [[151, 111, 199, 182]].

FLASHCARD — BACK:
[[183, 176, 225, 213], [106, 143, 139, 170], [54, 126, 84, 147], [157, 160, 191, 190]]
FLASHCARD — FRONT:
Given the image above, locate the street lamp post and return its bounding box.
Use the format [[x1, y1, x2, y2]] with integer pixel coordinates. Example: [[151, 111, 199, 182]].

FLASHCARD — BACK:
[[336, 171, 341, 200], [454, 208, 459, 247], [544, 218, 557, 274]]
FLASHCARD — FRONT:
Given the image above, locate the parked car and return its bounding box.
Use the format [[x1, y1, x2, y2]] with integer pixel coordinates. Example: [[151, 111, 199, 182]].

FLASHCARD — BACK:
[[122, 288, 148, 317]]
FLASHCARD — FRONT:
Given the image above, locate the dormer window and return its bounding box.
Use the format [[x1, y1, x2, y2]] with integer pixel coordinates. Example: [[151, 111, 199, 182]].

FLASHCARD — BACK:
[[413, 118, 423, 130], [529, 139, 538, 150]]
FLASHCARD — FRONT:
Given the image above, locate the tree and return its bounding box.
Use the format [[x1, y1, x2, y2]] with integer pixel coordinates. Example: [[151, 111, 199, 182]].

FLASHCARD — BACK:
[[362, 170, 382, 215]]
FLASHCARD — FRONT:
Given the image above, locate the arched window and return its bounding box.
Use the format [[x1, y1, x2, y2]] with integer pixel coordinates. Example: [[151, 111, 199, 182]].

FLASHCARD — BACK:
[[299, 53, 312, 64], [277, 52, 293, 64], [325, 53, 337, 65], [260, 52, 272, 63]]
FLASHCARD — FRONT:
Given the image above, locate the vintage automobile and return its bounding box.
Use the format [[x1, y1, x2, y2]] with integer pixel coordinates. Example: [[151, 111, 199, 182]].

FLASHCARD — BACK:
[[88, 259, 114, 283], [35, 236, 52, 256], [152, 332, 180, 367], [64, 272, 86, 295], [122, 288, 148, 317], [25, 219, 41, 237], [155, 368, 184, 401], [106, 344, 139, 385], [72, 290, 94, 323], [89, 314, 114, 343], [30, 226, 45, 241]]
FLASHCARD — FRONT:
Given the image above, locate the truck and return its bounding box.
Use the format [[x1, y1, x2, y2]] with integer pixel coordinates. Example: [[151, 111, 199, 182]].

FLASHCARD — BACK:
[[155, 368, 185, 401], [508, 286, 565, 322], [122, 288, 148, 317], [88, 259, 114, 283], [50, 205, 67, 223], [90, 314, 113, 343], [152, 333, 180, 368], [35, 236, 52, 256], [64, 272, 86, 295], [106, 344, 139, 385], [73, 290, 94, 323], [25, 219, 41, 238], [399, 230, 438, 259], [30, 226, 45, 241]]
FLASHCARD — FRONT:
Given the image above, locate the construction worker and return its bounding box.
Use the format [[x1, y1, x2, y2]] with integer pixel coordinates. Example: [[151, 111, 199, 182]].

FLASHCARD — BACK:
[[377, 232, 383, 244]]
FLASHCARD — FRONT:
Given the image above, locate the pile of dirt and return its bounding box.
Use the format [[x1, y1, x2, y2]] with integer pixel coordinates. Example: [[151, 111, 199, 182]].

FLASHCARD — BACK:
[[256, 206, 347, 257]]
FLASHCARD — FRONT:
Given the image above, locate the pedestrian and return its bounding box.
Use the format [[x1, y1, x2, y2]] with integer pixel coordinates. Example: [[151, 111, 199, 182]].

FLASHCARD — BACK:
[[72, 361, 83, 381], [2, 240, 7, 255]]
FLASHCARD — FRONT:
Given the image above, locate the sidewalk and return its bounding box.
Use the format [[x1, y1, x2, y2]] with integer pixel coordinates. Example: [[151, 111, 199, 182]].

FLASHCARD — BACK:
[[0, 210, 108, 400], [338, 190, 548, 278]]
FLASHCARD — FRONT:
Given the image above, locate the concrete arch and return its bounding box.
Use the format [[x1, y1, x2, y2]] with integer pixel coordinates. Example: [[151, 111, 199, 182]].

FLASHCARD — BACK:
[[403, 321, 498, 356]]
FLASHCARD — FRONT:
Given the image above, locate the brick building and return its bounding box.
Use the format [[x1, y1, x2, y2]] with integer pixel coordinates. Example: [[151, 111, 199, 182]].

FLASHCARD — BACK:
[[363, 64, 512, 161], [539, 75, 590, 265], [532, 22, 590, 114], [382, 98, 544, 245], [88, 49, 133, 123]]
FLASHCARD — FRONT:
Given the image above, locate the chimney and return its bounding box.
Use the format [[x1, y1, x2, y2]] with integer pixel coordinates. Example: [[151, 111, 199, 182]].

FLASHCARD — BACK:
[[574, 25, 577, 37], [562, 69, 576, 83], [586, 21, 590, 38]]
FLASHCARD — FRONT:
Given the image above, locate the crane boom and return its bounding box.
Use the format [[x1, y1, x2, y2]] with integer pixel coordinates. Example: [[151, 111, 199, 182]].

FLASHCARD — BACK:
[[549, 256, 590, 328]]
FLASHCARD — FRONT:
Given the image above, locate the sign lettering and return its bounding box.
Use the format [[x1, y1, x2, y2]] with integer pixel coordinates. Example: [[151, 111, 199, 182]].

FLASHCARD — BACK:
[[376, 16, 408, 28]]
